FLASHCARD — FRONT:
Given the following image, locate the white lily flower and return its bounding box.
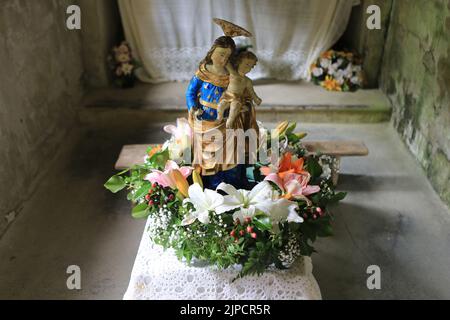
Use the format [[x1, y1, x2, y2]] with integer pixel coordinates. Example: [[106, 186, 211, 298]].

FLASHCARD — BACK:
[[181, 184, 224, 226], [270, 198, 303, 224], [216, 182, 273, 221], [216, 182, 303, 232], [164, 118, 192, 161]]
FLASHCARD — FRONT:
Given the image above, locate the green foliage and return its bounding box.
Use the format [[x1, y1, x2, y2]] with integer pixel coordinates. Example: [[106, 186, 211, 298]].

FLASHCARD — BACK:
[[147, 148, 170, 170], [104, 175, 126, 193], [253, 216, 272, 232], [132, 203, 150, 219], [305, 157, 323, 180]]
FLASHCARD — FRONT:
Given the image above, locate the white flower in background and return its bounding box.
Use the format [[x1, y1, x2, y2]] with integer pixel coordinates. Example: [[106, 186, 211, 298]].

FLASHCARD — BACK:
[[116, 53, 131, 63], [321, 164, 332, 179], [121, 63, 133, 75], [350, 76, 361, 85], [329, 62, 341, 75], [344, 64, 353, 78], [336, 58, 344, 67], [353, 65, 362, 73], [327, 64, 338, 76], [181, 184, 224, 225], [164, 118, 192, 161], [335, 69, 346, 84], [312, 67, 324, 77], [320, 58, 331, 69]]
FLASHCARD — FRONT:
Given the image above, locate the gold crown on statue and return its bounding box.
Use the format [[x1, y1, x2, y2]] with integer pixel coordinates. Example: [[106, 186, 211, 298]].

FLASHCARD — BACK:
[[213, 18, 253, 38]]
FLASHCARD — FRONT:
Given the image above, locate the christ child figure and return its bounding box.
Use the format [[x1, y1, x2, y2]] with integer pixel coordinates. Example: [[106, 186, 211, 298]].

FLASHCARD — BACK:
[[216, 51, 262, 128]]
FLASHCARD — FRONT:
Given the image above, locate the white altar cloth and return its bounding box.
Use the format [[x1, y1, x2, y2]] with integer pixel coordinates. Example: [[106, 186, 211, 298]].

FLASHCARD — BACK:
[[123, 218, 322, 300]]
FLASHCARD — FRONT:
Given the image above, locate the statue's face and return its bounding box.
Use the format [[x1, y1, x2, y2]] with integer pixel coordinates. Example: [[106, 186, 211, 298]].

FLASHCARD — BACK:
[[211, 47, 232, 67], [238, 58, 256, 75]]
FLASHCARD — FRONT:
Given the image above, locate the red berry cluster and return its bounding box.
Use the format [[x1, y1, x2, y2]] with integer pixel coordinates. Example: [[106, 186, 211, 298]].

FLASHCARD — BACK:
[[302, 207, 324, 220], [230, 217, 257, 243], [145, 183, 175, 207]]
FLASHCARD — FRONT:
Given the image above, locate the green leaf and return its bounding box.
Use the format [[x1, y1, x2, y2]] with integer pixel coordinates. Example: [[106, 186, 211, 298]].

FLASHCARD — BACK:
[[285, 122, 297, 135], [254, 217, 272, 232], [104, 176, 126, 193], [287, 133, 300, 144], [298, 237, 315, 256], [305, 157, 323, 179], [131, 203, 150, 219], [328, 192, 347, 203], [133, 182, 151, 201], [149, 148, 170, 170], [317, 224, 334, 237]]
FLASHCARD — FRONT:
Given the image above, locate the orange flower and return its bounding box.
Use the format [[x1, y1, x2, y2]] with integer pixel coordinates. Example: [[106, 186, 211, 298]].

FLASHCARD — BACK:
[[169, 169, 189, 198], [261, 152, 308, 178], [320, 50, 333, 60], [148, 145, 162, 157], [321, 76, 342, 92]]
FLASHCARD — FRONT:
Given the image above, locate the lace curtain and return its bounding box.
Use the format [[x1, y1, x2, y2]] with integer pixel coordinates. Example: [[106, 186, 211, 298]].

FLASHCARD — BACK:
[[118, 0, 359, 83]]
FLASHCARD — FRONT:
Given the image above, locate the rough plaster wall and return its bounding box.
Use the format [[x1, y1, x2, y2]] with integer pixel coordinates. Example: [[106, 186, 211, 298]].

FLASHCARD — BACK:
[[79, 0, 121, 88], [381, 0, 450, 206], [0, 0, 84, 233], [342, 0, 393, 88]]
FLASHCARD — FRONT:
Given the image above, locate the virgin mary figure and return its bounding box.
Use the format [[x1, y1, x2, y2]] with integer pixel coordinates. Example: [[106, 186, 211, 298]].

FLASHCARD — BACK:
[[185, 21, 259, 190]]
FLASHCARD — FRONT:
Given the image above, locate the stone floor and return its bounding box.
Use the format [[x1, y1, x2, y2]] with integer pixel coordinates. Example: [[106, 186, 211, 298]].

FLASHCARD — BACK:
[[0, 121, 450, 299]]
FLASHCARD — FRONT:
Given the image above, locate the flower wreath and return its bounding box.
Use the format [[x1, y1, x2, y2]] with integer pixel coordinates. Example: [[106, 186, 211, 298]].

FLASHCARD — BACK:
[[105, 120, 346, 279], [310, 50, 365, 92]]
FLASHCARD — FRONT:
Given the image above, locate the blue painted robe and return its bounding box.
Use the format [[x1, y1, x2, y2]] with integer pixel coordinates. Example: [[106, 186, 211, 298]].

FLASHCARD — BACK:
[[185, 64, 250, 190]]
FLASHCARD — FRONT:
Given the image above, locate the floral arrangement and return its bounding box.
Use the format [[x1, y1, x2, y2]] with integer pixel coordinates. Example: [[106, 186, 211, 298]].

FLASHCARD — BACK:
[[104, 120, 346, 279], [107, 41, 140, 88], [310, 50, 365, 92]]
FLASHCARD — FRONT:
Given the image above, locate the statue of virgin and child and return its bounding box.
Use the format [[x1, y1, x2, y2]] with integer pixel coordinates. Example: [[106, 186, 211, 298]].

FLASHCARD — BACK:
[[185, 19, 263, 190]]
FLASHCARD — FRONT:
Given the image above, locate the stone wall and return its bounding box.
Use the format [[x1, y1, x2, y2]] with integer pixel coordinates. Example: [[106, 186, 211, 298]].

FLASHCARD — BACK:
[[0, 0, 85, 233], [79, 0, 121, 88], [381, 0, 450, 207], [341, 0, 393, 88]]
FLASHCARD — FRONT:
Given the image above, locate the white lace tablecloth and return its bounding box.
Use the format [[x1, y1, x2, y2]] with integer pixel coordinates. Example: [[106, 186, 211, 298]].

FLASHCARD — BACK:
[[123, 218, 322, 300]]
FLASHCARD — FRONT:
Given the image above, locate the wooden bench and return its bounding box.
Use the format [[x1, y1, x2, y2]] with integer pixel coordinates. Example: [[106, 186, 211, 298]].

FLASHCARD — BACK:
[[114, 141, 368, 185]]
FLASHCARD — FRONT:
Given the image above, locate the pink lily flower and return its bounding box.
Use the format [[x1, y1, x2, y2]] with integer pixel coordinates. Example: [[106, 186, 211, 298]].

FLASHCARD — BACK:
[[265, 172, 320, 205], [144, 160, 193, 188]]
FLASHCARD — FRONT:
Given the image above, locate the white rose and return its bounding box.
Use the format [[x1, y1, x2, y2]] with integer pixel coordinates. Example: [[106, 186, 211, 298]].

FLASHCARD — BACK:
[[320, 58, 331, 68], [312, 67, 324, 77]]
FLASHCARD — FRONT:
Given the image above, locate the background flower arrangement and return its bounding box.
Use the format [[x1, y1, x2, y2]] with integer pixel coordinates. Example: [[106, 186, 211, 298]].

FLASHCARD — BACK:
[[107, 41, 141, 88], [104, 120, 346, 279], [310, 50, 365, 92]]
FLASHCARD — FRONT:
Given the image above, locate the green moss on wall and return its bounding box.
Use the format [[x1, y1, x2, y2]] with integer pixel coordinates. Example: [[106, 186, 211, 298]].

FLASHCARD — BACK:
[[381, 0, 450, 208]]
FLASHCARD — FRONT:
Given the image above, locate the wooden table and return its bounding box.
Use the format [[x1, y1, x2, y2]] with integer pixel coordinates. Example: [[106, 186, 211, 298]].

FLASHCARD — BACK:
[[114, 141, 368, 185]]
